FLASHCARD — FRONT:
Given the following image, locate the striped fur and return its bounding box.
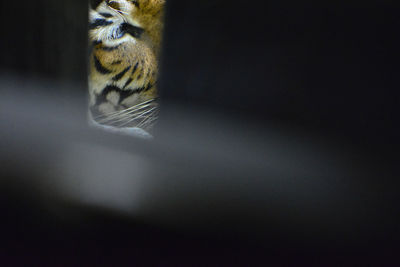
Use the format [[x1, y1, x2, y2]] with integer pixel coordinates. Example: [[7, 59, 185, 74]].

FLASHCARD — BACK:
[[88, 0, 165, 131]]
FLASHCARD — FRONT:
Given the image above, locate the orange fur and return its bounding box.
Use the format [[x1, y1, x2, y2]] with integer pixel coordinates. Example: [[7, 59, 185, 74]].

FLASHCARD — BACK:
[[88, 0, 165, 131]]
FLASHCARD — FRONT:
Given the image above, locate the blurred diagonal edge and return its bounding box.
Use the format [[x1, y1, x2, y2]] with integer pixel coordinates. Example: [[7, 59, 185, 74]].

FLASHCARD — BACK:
[[0, 75, 398, 245]]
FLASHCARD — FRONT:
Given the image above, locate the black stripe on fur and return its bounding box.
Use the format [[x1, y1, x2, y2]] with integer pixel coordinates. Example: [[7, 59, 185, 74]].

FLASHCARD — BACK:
[[94, 55, 112, 74], [89, 19, 112, 29], [113, 66, 132, 81]]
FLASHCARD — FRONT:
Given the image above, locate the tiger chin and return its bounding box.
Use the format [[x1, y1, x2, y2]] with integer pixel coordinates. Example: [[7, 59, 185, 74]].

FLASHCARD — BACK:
[[88, 0, 165, 137]]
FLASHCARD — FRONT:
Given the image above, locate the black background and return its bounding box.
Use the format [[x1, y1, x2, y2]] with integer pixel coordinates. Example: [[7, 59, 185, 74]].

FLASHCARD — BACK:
[[160, 1, 399, 148]]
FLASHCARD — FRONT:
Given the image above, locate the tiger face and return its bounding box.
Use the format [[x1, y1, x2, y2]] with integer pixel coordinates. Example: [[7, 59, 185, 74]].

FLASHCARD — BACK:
[[88, 0, 165, 132], [89, 0, 165, 51]]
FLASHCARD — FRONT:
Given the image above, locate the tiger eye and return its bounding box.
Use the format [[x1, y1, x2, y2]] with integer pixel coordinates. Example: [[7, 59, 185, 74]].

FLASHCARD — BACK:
[[106, 0, 121, 10]]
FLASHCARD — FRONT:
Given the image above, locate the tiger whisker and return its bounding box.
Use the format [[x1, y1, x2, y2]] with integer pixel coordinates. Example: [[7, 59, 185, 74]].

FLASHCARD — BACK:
[[117, 107, 157, 127], [117, 106, 157, 127], [92, 99, 156, 120], [136, 115, 157, 129], [97, 107, 154, 125], [95, 103, 155, 123], [98, 98, 156, 115], [135, 108, 159, 128]]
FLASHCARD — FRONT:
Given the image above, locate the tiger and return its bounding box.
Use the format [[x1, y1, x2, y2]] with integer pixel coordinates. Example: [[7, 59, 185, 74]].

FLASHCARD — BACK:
[[88, 0, 165, 135]]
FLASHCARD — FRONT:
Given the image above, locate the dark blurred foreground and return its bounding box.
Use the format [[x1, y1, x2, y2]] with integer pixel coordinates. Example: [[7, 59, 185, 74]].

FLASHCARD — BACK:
[[1, 75, 399, 265], [1, 0, 399, 265]]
